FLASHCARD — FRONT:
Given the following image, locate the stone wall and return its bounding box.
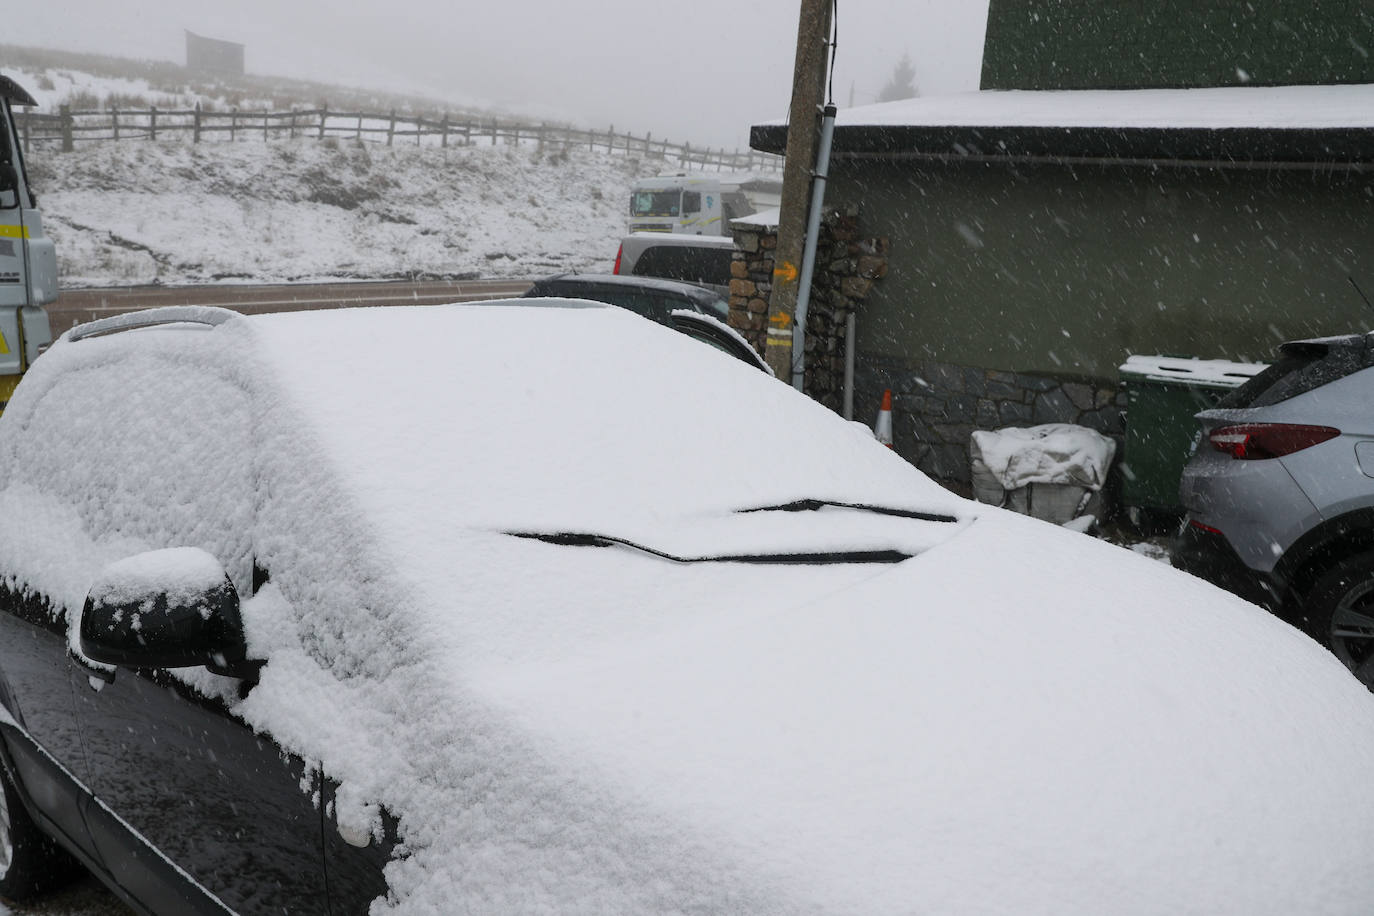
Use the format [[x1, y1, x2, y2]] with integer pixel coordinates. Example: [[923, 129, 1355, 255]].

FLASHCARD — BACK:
[[725, 206, 1128, 497], [727, 206, 888, 412], [856, 355, 1127, 487]]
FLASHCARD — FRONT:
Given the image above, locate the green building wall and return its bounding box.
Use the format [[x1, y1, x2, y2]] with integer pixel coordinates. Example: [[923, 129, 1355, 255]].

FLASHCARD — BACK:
[[832, 160, 1374, 381], [981, 0, 1374, 90]]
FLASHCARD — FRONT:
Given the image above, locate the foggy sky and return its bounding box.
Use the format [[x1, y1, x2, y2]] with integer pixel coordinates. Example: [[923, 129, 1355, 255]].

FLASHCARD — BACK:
[[8, 1, 989, 150]]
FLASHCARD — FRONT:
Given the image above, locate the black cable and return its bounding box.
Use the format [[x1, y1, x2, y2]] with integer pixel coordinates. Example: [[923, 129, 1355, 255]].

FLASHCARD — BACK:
[[827, 0, 839, 106]]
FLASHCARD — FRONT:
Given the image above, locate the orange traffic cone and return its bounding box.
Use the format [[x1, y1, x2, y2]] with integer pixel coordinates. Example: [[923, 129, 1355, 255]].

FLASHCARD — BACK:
[[874, 389, 894, 448]]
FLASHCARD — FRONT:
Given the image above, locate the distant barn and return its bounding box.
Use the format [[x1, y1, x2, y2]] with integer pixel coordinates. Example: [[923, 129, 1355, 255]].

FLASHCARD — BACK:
[[185, 31, 244, 76]]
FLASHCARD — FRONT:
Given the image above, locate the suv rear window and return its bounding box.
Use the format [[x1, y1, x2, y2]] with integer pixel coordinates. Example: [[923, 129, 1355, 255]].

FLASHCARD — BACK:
[[631, 246, 733, 287], [1218, 339, 1373, 408]]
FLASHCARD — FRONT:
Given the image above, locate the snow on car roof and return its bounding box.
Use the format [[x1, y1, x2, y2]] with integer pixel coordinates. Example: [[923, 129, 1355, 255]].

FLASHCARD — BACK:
[[806, 83, 1374, 131], [5, 303, 1374, 914]]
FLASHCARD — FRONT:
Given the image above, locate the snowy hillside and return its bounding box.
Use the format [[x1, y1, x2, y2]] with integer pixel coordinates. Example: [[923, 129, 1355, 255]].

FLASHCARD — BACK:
[[5, 52, 678, 288], [28, 139, 651, 288]]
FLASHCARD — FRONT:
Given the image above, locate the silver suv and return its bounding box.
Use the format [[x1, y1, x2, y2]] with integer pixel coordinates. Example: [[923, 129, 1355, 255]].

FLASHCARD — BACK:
[[1175, 331, 1374, 681]]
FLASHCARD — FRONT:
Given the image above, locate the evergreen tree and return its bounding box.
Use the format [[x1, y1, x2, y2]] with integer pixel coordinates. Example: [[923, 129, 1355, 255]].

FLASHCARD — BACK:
[[877, 53, 919, 103]]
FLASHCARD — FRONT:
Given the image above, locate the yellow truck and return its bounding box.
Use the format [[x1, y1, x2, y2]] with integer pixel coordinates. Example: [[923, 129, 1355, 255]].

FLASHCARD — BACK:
[[0, 75, 54, 412]]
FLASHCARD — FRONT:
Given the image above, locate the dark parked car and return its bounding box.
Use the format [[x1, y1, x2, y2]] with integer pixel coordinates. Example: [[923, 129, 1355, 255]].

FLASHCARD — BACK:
[[1175, 330, 1374, 681], [523, 272, 728, 323], [522, 272, 768, 372]]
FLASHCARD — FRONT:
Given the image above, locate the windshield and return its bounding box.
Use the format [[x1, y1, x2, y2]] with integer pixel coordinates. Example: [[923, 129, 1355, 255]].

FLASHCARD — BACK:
[[247, 305, 966, 538], [631, 190, 681, 218]]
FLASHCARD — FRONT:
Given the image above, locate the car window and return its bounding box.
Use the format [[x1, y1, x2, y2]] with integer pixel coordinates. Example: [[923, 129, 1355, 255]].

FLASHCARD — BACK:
[[630, 190, 680, 217], [631, 245, 733, 287], [669, 313, 768, 373], [582, 289, 677, 324], [700, 294, 729, 321], [682, 191, 701, 214], [1218, 342, 1371, 408], [12, 354, 255, 592]]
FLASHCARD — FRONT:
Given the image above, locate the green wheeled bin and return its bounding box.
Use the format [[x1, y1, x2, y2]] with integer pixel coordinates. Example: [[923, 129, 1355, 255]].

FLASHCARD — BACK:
[[1117, 355, 1268, 514]]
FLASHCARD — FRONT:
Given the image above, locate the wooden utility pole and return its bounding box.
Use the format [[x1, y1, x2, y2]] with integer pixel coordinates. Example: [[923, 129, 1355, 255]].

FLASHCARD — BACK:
[[766, 0, 834, 381]]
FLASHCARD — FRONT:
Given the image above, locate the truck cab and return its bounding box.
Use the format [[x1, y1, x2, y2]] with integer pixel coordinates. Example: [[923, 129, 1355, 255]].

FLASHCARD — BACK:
[[628, 173, 780, 236], [0, 76, 55, 411]]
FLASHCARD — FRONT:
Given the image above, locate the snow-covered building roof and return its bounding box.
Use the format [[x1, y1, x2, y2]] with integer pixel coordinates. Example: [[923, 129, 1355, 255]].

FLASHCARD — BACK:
[[751, 84, 1374, 163]]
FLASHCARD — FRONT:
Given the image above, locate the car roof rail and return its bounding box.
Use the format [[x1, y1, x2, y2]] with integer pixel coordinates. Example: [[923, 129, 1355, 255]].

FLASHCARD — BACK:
[[68, 306, 239, 342]]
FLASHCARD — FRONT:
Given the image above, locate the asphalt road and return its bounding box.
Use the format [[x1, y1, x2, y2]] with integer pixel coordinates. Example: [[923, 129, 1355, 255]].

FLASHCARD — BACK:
[[0, 873, 131, 915], [47, 278, 533, 336]]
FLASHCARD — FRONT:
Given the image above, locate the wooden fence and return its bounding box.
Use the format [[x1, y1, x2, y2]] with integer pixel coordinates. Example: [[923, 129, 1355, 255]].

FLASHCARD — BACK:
[[14, 104, 784, 173]]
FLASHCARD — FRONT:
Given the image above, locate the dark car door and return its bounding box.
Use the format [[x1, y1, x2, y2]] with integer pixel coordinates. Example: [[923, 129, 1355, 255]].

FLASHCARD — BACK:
[[5, 349, 331, 912], [69, 659, 329, 914], [0, 586, 97, 863]]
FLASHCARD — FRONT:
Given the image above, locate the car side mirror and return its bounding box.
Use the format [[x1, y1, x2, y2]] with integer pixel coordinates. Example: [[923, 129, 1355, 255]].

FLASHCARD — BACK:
[[80, 548, 251, 677], [0, 161, 16, 194]]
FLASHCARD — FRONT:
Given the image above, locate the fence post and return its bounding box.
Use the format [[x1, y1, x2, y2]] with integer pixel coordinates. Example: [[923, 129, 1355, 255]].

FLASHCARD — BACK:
[[263, 112, 269, 142], [356, 114, 363, 142], [645, 132, 651, 156], [289, 110, 296, 140], [319, 106, 328, 140], [607, 125, 614, 154], [60, 105, 73, 152], [387, 109, 395, 146], [440, 113, 448, 149], [111, 108, 119, 142], [230, 108, 238, 142], [149, 106, 158, 141], [491, 119, 497, 146], [193, 102, 202, 143]]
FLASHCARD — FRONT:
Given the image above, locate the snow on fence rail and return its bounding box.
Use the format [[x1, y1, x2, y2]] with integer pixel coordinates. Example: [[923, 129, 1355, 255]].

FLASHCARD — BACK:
[[14, 104, 783, 173]]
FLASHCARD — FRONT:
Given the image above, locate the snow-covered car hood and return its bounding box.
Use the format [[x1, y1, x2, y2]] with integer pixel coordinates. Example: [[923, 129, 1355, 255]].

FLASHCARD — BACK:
[[455, 511, 1374, 915]]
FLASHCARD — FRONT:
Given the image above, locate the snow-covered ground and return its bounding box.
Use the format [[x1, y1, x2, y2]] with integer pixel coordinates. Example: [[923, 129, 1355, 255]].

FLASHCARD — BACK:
[[28, 139, 647, 288]]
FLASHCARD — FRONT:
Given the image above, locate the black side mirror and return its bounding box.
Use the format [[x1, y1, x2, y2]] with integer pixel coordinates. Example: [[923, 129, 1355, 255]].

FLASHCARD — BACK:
[[0, 161, 17, 196], [80, 548, 250, 677]]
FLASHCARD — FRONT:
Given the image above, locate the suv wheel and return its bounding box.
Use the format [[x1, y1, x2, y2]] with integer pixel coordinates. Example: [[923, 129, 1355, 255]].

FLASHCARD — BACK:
[[0, 763, 77, 901], [1307, 552, 1374, 686]]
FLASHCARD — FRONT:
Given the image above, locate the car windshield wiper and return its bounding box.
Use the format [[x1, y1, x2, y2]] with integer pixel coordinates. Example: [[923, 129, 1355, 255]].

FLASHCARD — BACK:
[[506, 531, 911, 565], [736, 499, 959, 524]]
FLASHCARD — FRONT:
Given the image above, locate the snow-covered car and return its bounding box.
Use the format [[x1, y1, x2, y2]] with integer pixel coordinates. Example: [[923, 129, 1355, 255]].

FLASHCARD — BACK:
[[2, 301, 1374, 915]]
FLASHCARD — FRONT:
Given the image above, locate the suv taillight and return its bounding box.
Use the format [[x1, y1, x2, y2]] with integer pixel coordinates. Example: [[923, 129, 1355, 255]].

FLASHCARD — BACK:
[[613, 244, 623, 275], [1208, 423, 1340, 460]]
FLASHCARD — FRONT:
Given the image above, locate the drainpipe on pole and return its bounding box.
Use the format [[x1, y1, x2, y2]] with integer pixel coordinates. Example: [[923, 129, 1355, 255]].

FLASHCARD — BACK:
[[791, 103, 838, 393]]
